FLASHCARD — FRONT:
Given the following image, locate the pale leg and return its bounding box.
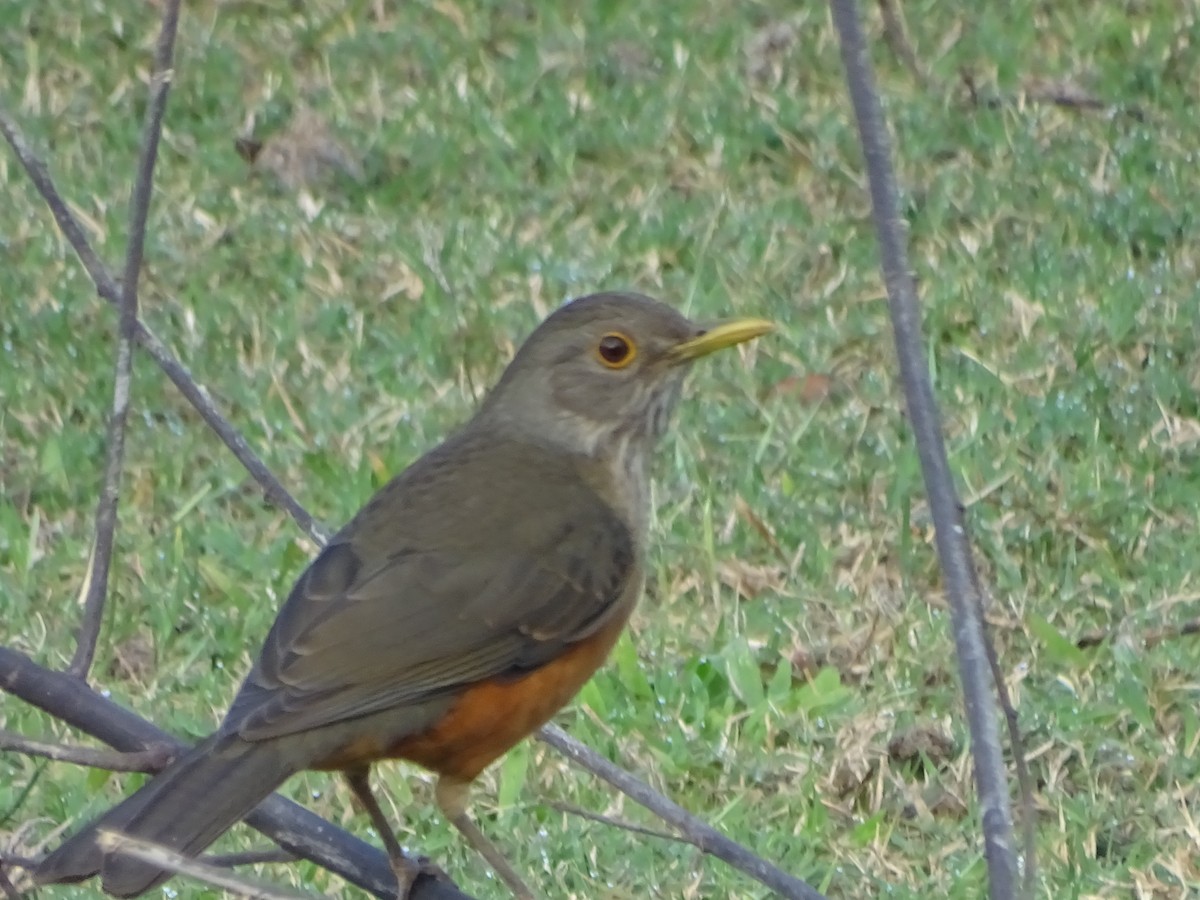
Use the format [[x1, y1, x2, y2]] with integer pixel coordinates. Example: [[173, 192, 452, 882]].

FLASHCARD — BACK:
[[435, 776, 536, 900]]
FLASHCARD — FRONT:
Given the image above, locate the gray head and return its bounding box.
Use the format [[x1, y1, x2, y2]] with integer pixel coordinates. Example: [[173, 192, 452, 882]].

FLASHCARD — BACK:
[[475, 291, 772, 457]]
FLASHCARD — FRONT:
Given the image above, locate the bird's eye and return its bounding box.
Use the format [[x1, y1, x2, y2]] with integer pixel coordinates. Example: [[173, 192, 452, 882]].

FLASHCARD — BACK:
[[595, 332, 636, 369]]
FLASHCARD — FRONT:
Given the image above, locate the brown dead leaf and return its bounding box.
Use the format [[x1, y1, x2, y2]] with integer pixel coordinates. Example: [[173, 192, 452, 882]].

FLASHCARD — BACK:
[[717, 559, 785, 599], [1021, 76, 1104, 109], [1006, 290, 1044, 339], [109, 630, 155, 682], [744, 17, 802, 84], [734, 495, 787, 561], [789, 643, 818, 679], [787, 616, 892, 685], [246, 108, 364, 191], [827, 711, 889, 801], [769, 372, 834, 405], [1141, 411, 1200, 451], [888, 721, 957, 768], [925, 783, 969, 819]]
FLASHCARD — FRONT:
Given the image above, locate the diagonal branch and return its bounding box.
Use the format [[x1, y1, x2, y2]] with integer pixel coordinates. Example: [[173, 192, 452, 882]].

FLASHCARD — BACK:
[[981, 599, 1038, 894], [70, 0, 182, 681], [545, 800, 682, 844], [0, 108, 327, 548], [538, 725, 826, 900], [0, 646, 474, 900], [828, 1, 1022, 898]]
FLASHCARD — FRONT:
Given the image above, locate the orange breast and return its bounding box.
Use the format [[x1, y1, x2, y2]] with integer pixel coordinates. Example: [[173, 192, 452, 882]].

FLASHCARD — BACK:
[[387, 608, 631, 782]]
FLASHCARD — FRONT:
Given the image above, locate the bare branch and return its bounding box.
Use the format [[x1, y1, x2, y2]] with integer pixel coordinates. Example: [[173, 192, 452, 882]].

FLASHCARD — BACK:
[[828, 2, 1022, 898], [119, 1, 180, 308], [70, 0, 182, 681], [0, 647, 475, 900], [0, 730, 173, 773], [97, 830, 320, 900], [538, 724, 826, 900]]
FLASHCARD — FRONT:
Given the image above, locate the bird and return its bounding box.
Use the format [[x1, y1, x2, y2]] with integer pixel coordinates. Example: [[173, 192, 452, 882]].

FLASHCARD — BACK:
[[35, 291, 772, 899]]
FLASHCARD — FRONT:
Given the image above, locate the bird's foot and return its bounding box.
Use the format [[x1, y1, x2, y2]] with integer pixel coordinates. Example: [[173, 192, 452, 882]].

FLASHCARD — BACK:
[[391, 853, 451, 899]]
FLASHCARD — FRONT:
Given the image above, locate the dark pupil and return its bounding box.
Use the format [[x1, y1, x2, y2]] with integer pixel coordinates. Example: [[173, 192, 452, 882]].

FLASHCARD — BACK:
[[599, 335, 629, 363]]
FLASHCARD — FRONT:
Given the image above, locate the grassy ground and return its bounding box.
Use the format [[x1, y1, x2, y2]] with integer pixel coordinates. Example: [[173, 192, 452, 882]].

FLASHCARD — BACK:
[[2, 0, 1198, 897]]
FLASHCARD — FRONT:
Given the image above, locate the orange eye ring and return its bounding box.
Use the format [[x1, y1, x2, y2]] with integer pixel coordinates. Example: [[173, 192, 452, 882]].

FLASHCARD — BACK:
[[595, 332, 637, 369]]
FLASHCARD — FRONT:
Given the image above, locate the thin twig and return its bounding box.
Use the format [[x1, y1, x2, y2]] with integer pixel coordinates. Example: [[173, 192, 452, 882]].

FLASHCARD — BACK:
[[538, 725, 826, 900], [545, 800, 684, 844], [0, 762, 42, 830], [0, 730, 173, 773], [0, 112, 116, 313], [982, 610, 1037, 896], [0, 854, 38, 874], [1142, 617, 1200, 648], [97, 830, 321, 900], [828, 2, 1020, 899], [140, 316, 328, 544], [70, 0, 182, 681], [1076, 616, 1200, 649], [958, 71, 1147, 122]]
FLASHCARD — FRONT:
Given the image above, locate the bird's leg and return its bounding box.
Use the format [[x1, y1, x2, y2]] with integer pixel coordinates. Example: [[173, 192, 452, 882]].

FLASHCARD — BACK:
[[435, 776, 536, 900], [345, 767, 424, 899]]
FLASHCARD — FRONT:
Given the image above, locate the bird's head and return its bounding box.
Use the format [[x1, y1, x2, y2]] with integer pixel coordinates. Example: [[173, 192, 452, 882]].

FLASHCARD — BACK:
[[477, 292, 772, 458]]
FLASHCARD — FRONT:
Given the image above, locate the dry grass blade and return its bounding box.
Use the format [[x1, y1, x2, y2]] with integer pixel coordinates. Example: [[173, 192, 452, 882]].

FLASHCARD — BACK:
[[875, 0, 926, 83]]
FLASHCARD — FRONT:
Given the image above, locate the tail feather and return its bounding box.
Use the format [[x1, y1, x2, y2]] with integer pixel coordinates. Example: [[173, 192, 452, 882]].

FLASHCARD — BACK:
[[36, 733, 296, 898]]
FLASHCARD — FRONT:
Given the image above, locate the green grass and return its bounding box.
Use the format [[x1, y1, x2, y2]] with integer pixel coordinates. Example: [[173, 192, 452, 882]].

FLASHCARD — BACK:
[[2, 0, 1198, 897]]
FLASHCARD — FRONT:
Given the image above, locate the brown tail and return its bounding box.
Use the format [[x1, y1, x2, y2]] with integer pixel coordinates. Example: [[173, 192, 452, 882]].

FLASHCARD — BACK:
[[35, 732, 297, 898]]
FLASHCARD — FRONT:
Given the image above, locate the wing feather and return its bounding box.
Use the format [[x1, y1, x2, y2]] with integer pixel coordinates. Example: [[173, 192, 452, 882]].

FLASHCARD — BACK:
[[224, 433, 638, 742]]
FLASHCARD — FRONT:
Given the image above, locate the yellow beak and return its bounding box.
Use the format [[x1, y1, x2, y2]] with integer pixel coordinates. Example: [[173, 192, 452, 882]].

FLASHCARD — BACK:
[[668, 318, 774, 362]]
